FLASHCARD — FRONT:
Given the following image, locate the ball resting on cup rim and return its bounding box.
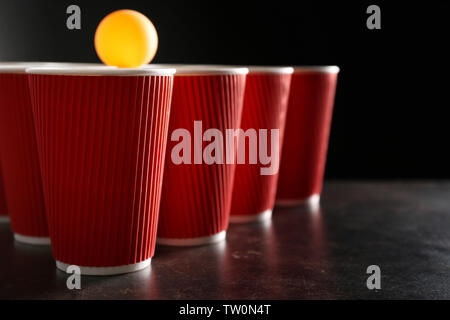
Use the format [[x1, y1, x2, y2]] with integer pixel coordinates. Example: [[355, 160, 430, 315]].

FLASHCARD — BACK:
[[55, 258, 152, 276], [157, 230, 227, 247], [229, 209, 273, 224], [14, 233, 51, 245]]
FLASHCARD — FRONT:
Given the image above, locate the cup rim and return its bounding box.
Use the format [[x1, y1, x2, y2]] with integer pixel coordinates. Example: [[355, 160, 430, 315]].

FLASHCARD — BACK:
[[293, 66, 340, 74], [26, 66, 176, 76], [246, 66, 294, 74], [0, 62, 108, 74], [148, 64, 249, 76]]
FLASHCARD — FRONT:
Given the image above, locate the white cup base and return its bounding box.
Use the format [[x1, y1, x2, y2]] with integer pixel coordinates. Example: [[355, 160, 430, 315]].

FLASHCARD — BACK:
[[56, 258, 152, 276], [14, 233, 51, 245], [229, 209, 273, 224], [0, 216, 10, 223], [276, 194, 321, 208], [157, 230, 226, 247]]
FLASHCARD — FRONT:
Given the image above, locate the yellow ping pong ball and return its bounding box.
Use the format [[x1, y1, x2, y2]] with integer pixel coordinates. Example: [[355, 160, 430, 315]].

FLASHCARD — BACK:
[[95, 9, 159, 68]]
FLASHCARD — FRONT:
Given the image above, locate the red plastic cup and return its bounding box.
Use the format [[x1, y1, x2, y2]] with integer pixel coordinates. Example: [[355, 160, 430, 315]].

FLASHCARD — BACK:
[[158, 66, 248, 246], [276, 66, 340, 207], [0, 63, 111, 242], [0, 64, 50, 242], [0, 165, 8, 223], [230, 67, 293, 223], [27, 66, 175, 275]]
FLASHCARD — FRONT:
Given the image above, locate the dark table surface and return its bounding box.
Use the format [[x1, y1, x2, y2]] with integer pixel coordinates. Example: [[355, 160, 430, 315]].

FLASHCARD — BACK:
[[1, 181, 449, 300]]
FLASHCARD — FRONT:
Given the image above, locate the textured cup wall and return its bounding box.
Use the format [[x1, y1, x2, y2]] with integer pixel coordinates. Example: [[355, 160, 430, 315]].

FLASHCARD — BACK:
[[158, 74, 247, 239], [0, 73, 48, 235], [230, 73, 292, 217], [28, 74, 173, 267], [277, 72, 338, 201], [0, 165, 7, 217]]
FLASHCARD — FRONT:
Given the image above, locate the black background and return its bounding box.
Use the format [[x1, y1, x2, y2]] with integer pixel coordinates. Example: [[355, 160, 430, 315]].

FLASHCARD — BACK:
[[0, 0, 448, 179]]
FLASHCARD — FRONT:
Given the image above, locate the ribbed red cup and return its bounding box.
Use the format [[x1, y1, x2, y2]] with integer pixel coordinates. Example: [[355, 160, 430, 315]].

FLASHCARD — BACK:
[[0, 65, 49, 241], [276, 66, 339, 207], [27, 66, 175, 275], [158, 66, 248, 246], [0, 165, 8, 222], [230, 67, 293, 223]]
